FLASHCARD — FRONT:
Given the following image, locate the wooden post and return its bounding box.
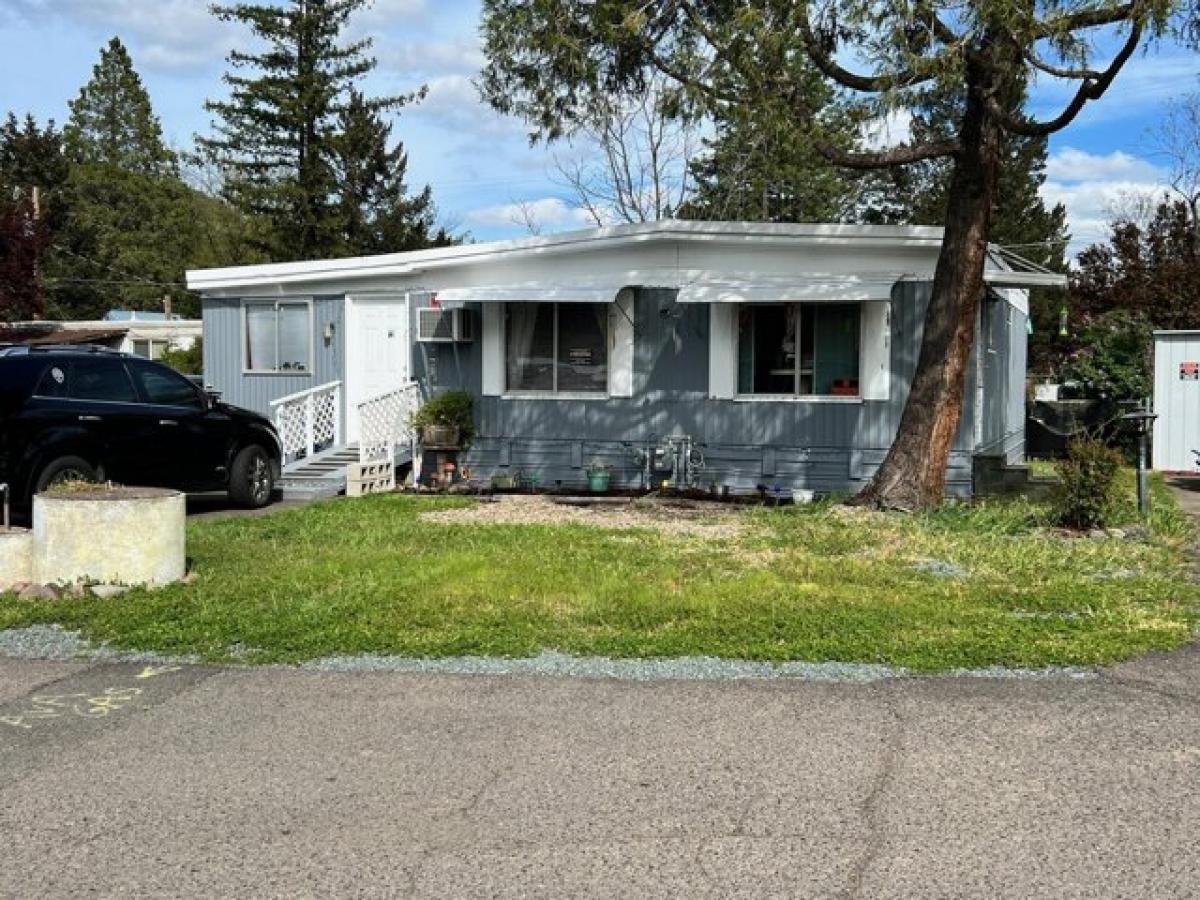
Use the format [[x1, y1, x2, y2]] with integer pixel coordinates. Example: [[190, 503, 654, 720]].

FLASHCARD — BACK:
[[304, 394, 315, 459]]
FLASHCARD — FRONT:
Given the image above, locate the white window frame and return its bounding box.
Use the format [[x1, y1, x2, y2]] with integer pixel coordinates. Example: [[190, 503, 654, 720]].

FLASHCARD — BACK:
[[242, 297, 314, 376], [502, 302, 612, 399], [131, 338, 171, 360], [734, 301, 864, 402]]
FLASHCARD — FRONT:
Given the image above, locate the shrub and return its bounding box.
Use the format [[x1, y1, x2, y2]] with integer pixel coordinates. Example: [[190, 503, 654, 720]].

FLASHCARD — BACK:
[[1060, 311, 1152, 402], [1052, 438, 1124, 529], [411, 390, 475, 448], [159, 340, 203, 376]]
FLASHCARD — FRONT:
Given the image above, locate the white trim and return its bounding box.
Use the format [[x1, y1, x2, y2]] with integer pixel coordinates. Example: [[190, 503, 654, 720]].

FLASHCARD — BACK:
[[240, 297, 314, 376], [436, 285, 628, 307], [501, 392, 610, 401], [733, 395, 863, 404], [187, 219, 1063, 293], [679, 279, 896, 304]]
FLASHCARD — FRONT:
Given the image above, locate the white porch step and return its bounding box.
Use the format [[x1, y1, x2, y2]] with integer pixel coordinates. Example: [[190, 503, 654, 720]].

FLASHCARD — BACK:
[[279, 444, 413, 500]]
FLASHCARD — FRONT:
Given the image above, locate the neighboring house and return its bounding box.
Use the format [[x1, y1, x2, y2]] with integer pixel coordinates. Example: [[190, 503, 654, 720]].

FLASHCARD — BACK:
[[1152, 330, 1200, 472], [1, 310, 201, 361], [186, 220, 1065, 497]]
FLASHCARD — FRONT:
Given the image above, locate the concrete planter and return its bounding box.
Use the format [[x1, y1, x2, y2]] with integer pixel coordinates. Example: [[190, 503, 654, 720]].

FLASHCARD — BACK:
[[33, 488, 186, 587], [0, 529, 34, 590]]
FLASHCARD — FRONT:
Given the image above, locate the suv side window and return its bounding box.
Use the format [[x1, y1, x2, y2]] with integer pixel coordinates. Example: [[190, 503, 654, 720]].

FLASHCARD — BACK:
[[129, 361, 204, 409], [70, 359, 138, 403], [34, 363, 71, 398]]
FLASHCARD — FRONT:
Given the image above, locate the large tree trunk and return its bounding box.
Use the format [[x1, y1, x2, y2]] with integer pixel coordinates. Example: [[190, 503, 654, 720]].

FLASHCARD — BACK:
[[853, 73, 1003, 511]]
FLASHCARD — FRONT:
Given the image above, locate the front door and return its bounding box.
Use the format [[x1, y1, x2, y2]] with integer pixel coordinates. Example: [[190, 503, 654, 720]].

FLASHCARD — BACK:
[[347, 295, 410, 443]]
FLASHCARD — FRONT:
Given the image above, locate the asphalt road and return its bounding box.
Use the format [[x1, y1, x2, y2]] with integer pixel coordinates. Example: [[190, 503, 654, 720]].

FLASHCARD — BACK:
[[1, 647, 1198, 899]]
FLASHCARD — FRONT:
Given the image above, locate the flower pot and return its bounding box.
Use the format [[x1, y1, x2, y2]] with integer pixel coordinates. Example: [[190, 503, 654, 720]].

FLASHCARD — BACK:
[[587, 470, 612, 493], [421, 424, 460, 448]]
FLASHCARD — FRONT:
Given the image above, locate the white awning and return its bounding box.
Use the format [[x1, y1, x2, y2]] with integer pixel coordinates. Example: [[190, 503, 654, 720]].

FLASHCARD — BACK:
[[434, 285, 630, 308], [676, 279, 897, 304]]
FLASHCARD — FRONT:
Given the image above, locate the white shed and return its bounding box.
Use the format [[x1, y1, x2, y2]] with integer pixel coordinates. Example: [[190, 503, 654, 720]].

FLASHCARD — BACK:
[[1153, 330, 1200, 472]]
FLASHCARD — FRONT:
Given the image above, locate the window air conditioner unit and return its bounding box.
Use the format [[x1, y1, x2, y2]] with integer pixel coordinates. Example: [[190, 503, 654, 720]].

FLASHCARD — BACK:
[[417, 307, 473, 343]]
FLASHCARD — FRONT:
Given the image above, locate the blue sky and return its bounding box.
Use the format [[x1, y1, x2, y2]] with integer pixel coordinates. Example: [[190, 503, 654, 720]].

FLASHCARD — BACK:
[[0, 0, 1195, 254]]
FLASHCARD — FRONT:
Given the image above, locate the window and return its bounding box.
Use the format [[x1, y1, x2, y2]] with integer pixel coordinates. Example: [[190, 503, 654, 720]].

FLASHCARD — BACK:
[[244, 300, 311, 373], [69, 359, 138, 403], [737, 303, 861, 397], [34, 364, 70, 398], [506, 303, 608, 394], [132, 339, 170, 360], [129, 361, 203, 408]]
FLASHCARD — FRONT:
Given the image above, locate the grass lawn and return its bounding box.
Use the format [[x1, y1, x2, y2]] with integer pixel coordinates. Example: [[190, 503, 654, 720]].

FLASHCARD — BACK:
[[1, 474, 1197, 671]]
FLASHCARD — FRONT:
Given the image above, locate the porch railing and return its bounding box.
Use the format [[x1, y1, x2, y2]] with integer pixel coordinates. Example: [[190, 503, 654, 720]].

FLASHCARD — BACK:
[[358, 381, 421, 465], [269, 381, 342, 467]]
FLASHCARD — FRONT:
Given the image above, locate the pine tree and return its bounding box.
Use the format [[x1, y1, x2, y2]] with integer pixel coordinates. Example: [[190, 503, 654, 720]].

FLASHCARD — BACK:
[[199, 0, 410, 260], [334, 90, 449, 254], [681, 98, 855, 223], [63, 38, 177, 176]]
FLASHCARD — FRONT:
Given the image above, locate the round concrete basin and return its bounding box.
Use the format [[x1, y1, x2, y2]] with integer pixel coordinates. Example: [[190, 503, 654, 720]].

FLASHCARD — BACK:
[[33, 488, 186, 587], [0, 529, 34, 590]]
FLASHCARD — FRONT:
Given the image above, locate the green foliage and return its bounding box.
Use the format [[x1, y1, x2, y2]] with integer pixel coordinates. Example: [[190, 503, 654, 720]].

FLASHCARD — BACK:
[[1060, 311, 1154, 401], [1, 491, 1195, 670], [198, 0, 445, 261], [411, 390, 476, 447], [334, 90, 452, 254], [1053, 438, 1125, 529], [159, 339, 204, 376], [63, 37, 177, 176]]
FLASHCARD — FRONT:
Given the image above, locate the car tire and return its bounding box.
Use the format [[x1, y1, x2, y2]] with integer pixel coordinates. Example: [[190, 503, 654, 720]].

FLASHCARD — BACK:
[[228, 445, 274, 509], [33, 456, 100, 495]]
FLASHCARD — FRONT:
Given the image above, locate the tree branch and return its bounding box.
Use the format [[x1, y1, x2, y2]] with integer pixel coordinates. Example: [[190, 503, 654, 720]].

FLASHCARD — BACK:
[[819, 138, 959, 170], [1036, 1, 1136, 37], [1023, 48, 1101, 80], [993, 20, 1142, 138]]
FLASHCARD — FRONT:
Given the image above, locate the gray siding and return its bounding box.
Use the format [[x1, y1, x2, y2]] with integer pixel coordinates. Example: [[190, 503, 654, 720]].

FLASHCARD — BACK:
[[412, 282, 978, 497], [978, 292, 1028, 464], [202, 295, 345, 418]]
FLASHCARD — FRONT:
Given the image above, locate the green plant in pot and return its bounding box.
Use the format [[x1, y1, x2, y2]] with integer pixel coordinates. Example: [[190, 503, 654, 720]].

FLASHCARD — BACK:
[[586, 460, 612, 493], [412, 391, 475, 449]]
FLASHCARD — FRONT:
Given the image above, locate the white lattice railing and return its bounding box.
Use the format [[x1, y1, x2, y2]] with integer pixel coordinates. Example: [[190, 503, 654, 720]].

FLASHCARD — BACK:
[[270, 381, 342, 466], [358, 381, 422, 465]]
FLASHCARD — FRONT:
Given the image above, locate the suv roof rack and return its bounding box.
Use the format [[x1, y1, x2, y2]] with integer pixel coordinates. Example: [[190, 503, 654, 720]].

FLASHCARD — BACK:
[[0, 344, 130, 357]]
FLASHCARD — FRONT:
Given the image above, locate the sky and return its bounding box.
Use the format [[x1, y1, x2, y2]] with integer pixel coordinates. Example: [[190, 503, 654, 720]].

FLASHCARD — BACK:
[[0, 0, 1196, 257]]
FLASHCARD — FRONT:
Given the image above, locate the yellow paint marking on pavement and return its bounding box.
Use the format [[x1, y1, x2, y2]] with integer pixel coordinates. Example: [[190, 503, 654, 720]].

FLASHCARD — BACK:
[[136, 665, 182, 680]]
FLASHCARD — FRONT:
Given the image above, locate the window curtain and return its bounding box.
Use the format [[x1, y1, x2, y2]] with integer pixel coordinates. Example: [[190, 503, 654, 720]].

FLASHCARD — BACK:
[[245, 304, 277, 371]]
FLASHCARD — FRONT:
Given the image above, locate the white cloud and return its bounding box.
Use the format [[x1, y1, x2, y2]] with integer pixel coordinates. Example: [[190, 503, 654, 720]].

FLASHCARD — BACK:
[[1045, 147, 1164, 184], [379, 38, 485, 78], [1042, 148, 1170, 253], [465, 197, 594, 232], [3, 0, 237, 72]]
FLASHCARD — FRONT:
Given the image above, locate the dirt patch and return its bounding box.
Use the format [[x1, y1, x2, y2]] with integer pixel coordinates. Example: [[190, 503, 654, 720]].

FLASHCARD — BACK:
[[419, 495, 748, 540], [40, 486, 180, 502]]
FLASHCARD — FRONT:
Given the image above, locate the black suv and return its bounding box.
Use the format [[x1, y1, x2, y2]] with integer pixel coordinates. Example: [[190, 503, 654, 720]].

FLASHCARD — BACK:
[[0, 346, 281, 516]]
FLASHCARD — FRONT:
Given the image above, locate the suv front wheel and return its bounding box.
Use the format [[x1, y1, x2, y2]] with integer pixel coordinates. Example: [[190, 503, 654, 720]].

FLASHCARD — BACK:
[[228, 445, 275, 509], [34, 455, 100, 495]]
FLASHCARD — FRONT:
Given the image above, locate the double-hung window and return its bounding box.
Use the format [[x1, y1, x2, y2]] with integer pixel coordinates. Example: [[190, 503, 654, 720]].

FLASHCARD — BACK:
[[132, 339, 171, 360], [737, 303, 861, 397], [505, 303, 609, 394], [244, 300, 311, 374]]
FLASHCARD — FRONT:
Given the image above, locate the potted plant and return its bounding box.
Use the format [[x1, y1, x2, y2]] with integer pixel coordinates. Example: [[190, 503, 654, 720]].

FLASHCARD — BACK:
[[586, 460, 612, 493], [411, 391, 475, 449]]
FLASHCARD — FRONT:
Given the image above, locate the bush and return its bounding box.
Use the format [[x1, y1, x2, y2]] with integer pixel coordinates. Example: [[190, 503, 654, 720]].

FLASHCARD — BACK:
[[1060, 311, 1152, 402], [159, 340, 203, 376], [411, 390, 475, 448], [1052, 438, 1124, 529]]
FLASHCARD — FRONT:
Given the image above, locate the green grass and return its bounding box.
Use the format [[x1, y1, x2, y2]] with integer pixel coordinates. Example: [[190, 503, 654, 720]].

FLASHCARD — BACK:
[[2, 478, 1197, 671]]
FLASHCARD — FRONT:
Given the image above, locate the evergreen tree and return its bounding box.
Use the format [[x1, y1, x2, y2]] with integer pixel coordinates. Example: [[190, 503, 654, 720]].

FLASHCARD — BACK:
[[199, 0, 410, 260], [334, 90, 450, 254], [63, 38, 177, 176], [0, 194, 49, 321], [680, 99, 855, 222]]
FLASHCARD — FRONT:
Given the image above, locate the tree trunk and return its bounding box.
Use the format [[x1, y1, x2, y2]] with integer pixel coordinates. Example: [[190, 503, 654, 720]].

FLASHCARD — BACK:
[[853, 71, 1004, 511]]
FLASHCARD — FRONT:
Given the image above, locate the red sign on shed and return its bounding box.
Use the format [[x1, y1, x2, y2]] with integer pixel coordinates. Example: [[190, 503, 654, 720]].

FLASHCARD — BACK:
[[1181, 362, 1200, 381]]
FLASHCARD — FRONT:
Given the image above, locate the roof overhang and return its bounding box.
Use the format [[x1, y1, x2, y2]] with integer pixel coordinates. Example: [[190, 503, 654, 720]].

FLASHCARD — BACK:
[[676, 278, 896, 304], [435, 284, 638, 308]]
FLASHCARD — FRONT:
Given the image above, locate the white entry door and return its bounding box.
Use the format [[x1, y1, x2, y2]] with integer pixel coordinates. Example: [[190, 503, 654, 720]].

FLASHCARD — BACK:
[[347, 295, 410, 443]]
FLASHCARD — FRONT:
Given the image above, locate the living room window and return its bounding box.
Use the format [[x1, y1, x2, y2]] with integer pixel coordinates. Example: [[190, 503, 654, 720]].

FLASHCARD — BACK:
[[505, 302, 609, 394], [737, 303, 861, 397], [244, 300, 311, 374]]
